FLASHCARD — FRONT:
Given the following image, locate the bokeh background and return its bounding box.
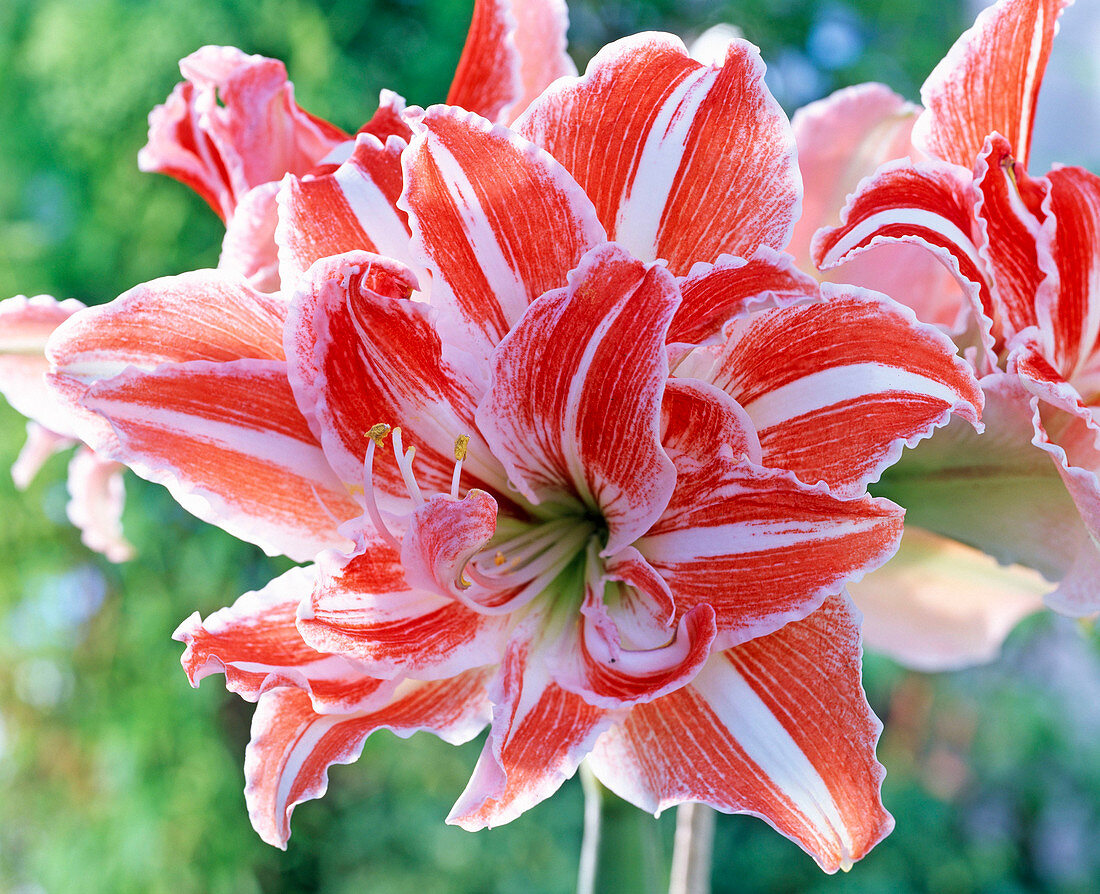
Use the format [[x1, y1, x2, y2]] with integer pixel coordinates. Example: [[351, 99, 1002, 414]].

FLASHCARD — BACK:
[[4, 0, 1100, 891]]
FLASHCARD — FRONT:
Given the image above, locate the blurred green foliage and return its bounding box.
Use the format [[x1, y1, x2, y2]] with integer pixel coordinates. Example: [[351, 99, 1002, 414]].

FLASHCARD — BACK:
[[5, 0, 1100, 892]]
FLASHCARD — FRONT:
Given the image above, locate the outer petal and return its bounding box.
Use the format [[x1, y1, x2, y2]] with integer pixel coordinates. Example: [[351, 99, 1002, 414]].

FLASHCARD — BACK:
[[276, 132, 416, 290], [668, 248, 819, 347], [299, 518, 510, 679], [447, 629, 618, 830], [174, 566, 390, 713], [477, 243, 678, 554], [285, 251, 506, 503], [139, 45, 347, 221], [0, 294, 88, 438], [515, 33, 799, 274], [83, 359, 359, 561], [65, 447, 134, 563], [850, 527, 1044, 670], [246, 669, 492, 848], [11, 423, 74, 490], [218, 181, 282, 292], [637, 458, 904, 651], [446, 0, 575, 124], [589, 593, 892, 874], [912, 0, 1070, 170], [675, 285, 984, 497], [400, 105, 605, 360]]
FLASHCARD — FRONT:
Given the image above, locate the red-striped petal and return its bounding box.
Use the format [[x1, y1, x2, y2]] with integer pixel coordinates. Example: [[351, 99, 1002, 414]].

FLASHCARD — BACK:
[[446, 0, 575, 125], [588, 593, 892, 873], [84, 359, 359, 561], [174, 565, 389, 712], [912, 0, 1070, 170], [515, 33, 799, 274], [638, 459, 904, 650], [400, 105, 605, 360], [678, 286, 983, 496], [139, 45, 347, 221], [246, 669, 491, 847], [477, 243, 678, 554]]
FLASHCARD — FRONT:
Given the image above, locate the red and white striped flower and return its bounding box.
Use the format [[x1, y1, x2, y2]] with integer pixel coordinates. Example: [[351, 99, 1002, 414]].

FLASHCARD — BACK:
[[812, 0, 1100, 665], [47, 23, 984, 873]]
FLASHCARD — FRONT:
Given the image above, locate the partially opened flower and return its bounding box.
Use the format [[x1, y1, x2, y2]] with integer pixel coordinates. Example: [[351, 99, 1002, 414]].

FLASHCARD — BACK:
[[48, 28, 986, 871], [813, 0, 1100, 666]]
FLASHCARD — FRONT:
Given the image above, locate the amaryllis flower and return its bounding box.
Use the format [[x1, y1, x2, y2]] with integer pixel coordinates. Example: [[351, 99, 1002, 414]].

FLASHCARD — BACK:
[[0, 295, 132, 562], [140, 0, 574, 292], [812, 0, 1100, 667], [49, 28, 983, 871]]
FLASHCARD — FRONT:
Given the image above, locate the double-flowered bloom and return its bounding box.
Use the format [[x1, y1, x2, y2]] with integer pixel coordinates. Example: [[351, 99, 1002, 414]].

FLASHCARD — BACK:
[[37, 0, 985, 873], [815, 0, 1100, 645]]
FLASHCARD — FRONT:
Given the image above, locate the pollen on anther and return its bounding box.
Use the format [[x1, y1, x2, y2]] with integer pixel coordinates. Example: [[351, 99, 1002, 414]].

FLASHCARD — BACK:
[[367, 422, 391, 445], [454, 434, 470, 461], [494, 551, 506, 566]]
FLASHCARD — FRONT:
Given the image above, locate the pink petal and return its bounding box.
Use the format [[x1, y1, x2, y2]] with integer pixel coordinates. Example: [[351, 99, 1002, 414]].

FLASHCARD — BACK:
[[589, 593, 892, 874], [660, 376, 762, 468], [300, 520, 510, 678], [912, 0, 1070, 170], [638, 459, 904, 650], [850, 527, 1044, 670], [0, 294, 87, 438], [285, 251, 505, 503], [477, 243, 678, 554], [447, 0, 575, 125], [83, 359, 359, 562], [139, 45, 347, 221], [66, 447, 134, 563], [246, 669, 491, 847], [448, 631, 617, 829], [678, 285, 984, 497], [668, 248, 819, 346], [218, 181, 282, 292], [174, 566, 390, 713], [400, 105, 605, 360], [275, 132, 415, 289], [515, 33, 799, 274], [11, 423, 74, 490]]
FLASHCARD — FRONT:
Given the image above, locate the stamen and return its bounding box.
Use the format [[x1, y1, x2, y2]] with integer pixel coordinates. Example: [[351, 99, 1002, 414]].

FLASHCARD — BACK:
[[362, 436, 400, 550], [451, 434, 470, 499], [391, 427, 424, 506], [367, 422, 391, 444], [494, 551, 506, 566]]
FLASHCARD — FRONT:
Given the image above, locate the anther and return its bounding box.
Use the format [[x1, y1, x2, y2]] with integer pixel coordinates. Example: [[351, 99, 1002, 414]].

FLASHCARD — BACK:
[[367, 422, 391, 445]]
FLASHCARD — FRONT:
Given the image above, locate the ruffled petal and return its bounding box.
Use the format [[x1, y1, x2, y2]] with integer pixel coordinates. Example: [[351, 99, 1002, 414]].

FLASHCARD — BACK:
[[668, 248, 819, 346], [477, 243, 678, 554], [65, 447, 133, 563], [446, 0, 575, 124], [174, 566, 390, 712], [300, 520, 510, 678], [638, 458, 904, 650], [285, 251, 504, 502], [850, 527, 1044, 670], [588, 593, 892, 874], [447, 630, 617, 829], [246, 669, 492, 847], [400, 105, 605, 360], [276, 132, 416, 290], [676, 285, 984, 497], [83, 359, 359, 561], [139, 45, 347, 221], [0, 294, 88, 438], [912, 0, 1070, 169], [218, 181, 282, 292], [11, 423, 74, 490], [515, 32, 799, 274]]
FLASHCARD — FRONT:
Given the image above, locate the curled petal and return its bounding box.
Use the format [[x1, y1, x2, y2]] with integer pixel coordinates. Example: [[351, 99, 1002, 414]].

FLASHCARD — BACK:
[[478, 243, 678, 554], [448, 631, 617, 829], [12, 423, 74, 490], [660, 377, 762, 469], [401, 105, 605, 360], [247, 670, 492, 847], [84, 359, 359, 561], [588, 593, 892, 874], [678, 286, 984, 497], [174, 566, 389, 713], [219, 181, 282, 292], [515, 32, 799, 273], [912, 0, 1070, 169], [139, 45, 347, 220], [66, 447, 134, 563]]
